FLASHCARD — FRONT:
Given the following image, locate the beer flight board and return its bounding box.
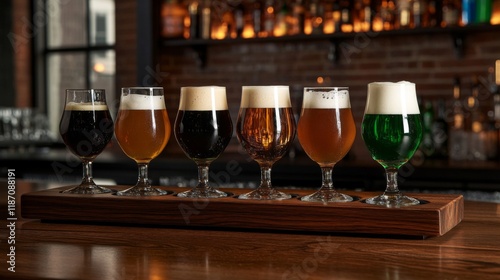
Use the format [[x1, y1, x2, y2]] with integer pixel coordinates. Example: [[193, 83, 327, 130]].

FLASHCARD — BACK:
[[21, 186, 464, 238]]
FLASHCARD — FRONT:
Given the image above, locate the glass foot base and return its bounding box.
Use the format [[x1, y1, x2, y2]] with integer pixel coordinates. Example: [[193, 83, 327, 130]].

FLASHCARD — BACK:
[[365, 193, 420, 208], [238, 188, 291, 200], [61, 185, 112, 194], [177, 188, 227, 198], [116, 186, 168, 196], [300, 190, 353, 203]]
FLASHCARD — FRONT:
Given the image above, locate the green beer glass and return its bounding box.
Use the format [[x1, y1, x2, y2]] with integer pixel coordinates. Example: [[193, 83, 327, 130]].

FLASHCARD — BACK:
[[361, 82, 423, 207]]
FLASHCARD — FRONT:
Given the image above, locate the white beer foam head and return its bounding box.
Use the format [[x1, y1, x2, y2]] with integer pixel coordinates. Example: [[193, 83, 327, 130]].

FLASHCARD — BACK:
[[179, 86, 228, 111], [302, 87, 351, 109], [119, 92, 166, 110], [240, 86, 292, 108], [364, 81, 420, 114], [65, 102, 108, 111]]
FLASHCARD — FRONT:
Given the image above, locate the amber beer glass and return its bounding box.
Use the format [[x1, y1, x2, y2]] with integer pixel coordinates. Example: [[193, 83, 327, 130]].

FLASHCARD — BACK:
[[236, 86, 296, 200], [174, 86, 233, 198], [115, 87, 171, 196], [361, 81, 423, 207], [297, 87, 356, 202], [59, 89, 114, 194]]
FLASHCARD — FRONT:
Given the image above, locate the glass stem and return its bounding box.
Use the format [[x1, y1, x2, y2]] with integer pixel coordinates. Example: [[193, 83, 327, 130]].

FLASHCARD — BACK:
[[384, 168, 400, 195], [260, 165, 272, 190], [197, 163, 210, 190], [81, 160, 94, 185], [320, 166, 335, 191], [137, 163, 150, 188]]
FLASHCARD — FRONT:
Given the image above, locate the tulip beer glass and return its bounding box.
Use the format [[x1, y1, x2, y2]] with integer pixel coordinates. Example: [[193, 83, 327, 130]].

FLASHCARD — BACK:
[[174, 86, 233, 198], [59, 89, 114, 194], [115, 87, 171, 196], [361, 82, 423, 207], [236, 86, 296, 200], [297, 87, 356, 202]]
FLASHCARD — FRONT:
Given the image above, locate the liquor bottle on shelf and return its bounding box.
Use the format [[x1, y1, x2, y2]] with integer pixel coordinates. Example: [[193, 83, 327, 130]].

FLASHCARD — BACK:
[[161, 0, 188, 39], [413, 0, 423, 28], [424, 0, 440, 27], [441, 0, 460, 27], [396, 0, 412, 29], [290, 0, 306, 35], [462, 0, 476, 25], [340, 0, 354, 32], [309, 0, 324, 34], [188, 1, 201, 39], [361, 0, 373, 32], [380, 0, 395, 30], [262, 0, 275, 37], [274, 2, 289, 36], [476, 0, 493, 23], [234, 1, 245, 37], [252, 0, 262, 36], [448, 77, 469, 161], [201, 0, 211, 39]]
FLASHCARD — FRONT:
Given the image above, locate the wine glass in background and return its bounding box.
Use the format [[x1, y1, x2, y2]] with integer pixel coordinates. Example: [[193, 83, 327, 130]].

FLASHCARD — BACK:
[[361, 81, 423, 207], [297, 87, 356, 203], [174, 86, 233, 198], [236, 85, 296, 200], [59, 89, 114, 194], [114, 87, 171, 196]]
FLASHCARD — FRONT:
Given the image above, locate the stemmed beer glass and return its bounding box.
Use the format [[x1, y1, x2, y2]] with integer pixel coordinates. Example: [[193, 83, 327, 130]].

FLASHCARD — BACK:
[[115, 87, 171, 196], [297, 87, 356, 202], [174, 86, 233, 198], [361, 82, 423, 207], [59, 89, 114, 194], [236, 86, 296, 200]]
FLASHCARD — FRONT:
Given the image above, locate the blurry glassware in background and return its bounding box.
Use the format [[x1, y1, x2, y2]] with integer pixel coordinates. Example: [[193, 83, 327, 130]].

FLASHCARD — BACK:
[[0, 108, 53, 144]]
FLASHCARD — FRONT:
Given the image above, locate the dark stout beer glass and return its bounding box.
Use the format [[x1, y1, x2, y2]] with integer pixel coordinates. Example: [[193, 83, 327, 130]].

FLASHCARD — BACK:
[[236, 86, 296, 200], [174, 86, 233, 198], [361, 82, 423, 207], [297, 87, 355, 202], [115, 87, 171, 196], [59, 89, 114, 194]]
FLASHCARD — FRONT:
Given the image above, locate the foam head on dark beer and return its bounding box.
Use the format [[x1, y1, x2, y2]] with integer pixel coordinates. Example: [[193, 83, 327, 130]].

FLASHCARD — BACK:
[[241, 86, 292, 108], [365, 81, 420, 114], [65, 102, 108, 111], [179, 86, 228, 111]]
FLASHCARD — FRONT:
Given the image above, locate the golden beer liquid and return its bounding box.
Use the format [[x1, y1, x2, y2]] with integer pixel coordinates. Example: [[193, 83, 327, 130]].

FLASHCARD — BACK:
[[298, 108, 356, 167], [115, 109, 171, 163], [237, 107, 296, 165]]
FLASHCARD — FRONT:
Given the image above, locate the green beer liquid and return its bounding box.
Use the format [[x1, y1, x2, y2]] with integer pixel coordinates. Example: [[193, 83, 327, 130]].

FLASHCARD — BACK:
[[361, 114, 422, 169]]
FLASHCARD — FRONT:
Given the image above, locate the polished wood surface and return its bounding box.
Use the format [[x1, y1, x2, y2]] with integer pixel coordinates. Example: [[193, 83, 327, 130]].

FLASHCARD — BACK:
[[21, 186, 464, 237], [1, 180, 500, 280]]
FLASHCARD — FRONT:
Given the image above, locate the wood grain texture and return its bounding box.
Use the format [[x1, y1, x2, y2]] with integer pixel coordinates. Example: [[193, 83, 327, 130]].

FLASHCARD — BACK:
[[1, 180, 499, 280], [21, 185, 464, 237]]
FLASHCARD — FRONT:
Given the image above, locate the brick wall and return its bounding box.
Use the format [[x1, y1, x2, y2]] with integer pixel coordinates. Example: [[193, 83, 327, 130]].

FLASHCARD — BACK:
[[116, 1, 500, 162]]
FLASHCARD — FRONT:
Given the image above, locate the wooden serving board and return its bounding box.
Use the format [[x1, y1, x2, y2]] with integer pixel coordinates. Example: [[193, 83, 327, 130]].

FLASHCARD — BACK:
[[21, 186, 464, 237]]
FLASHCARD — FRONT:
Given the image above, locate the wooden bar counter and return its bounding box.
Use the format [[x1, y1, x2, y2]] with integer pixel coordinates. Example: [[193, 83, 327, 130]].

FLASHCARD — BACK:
[[1, 180, 500, 279]]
